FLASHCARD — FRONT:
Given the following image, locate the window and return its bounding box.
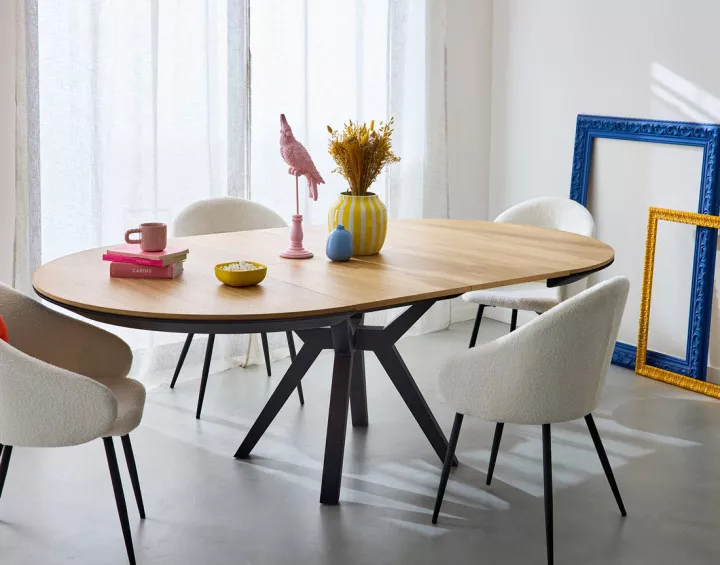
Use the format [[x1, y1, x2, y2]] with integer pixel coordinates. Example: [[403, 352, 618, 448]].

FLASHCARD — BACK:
[[37, 0, 396, 264], [250, 0, 389, 223], [34, 0, 439, 365]]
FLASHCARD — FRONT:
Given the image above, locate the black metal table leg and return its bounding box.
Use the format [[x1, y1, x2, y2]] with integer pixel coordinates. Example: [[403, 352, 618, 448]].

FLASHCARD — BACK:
[[349, 314, 368, 427], [235, 300, 458, 505], [235, 341, 322, 458], [320, 319, 355, 504], [374, 345, 458, 467], [349, 349, 368, 427], [286, 331, 305, 406]]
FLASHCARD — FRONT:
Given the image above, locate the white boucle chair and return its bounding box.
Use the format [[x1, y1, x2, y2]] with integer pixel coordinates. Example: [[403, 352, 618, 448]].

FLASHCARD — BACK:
[[433, 276, 629, 565], [464, 197, 596, 345], [0, 283, 146, 565], [464, 197, 596, 479], [171, 197, 303, 419]]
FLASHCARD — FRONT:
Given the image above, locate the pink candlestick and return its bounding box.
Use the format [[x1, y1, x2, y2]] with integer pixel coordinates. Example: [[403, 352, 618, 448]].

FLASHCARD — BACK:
[[280, 214, 313, 259]]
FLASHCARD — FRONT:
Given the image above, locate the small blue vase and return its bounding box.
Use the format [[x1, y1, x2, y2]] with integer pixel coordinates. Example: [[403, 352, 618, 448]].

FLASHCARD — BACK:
[[326, 224, 353, 262]]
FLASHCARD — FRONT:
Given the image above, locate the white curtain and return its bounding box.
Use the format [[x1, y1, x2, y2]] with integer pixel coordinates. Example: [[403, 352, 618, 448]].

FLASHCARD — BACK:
[[14, 0, 40, 297], [29, 0, 252, 385], [250, 0, 449, 332], [16, 0, 449, 384]]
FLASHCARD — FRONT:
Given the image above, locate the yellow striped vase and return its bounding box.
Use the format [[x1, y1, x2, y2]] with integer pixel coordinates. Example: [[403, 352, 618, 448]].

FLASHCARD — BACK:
[[327, 192, 388, 256]]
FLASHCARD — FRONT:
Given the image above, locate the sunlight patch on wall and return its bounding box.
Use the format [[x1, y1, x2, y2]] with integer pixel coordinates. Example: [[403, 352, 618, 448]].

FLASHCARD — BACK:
[[651, 62, 720, 122]]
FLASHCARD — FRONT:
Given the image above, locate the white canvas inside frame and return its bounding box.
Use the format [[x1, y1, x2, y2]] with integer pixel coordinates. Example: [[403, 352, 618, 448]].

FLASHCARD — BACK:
[[587, 138, 702, 359]]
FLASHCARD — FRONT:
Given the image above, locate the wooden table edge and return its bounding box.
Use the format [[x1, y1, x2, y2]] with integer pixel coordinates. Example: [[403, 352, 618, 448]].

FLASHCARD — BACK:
[[32, 255, 613, 323]]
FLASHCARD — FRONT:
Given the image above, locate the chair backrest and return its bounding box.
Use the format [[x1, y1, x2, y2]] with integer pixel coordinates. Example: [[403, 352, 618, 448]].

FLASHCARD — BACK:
[[495, 197, 595, 237], [496, 197, 596, 300], [439, 276, 629, 424], [173, 197, 286, 237], [531, 276, 629, 420], [0, 283, 118, 447]]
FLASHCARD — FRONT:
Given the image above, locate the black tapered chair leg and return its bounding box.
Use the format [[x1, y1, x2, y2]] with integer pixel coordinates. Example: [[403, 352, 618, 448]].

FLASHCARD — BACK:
[[432, 413, 464, 524], [286, 331, 305, 405], [103, 438, 136, 565], [170, 333, 194, 388], [585, 414, 627, 516], [483, 312, 517, 481], [486, 422, 504, 485], [542, 424, 553, 565], [261, 332, 272, 377], [120, 435, 146, 519], [468, 305, 485, 348], [0, 445, 13, 499], [196, 334, 216, 420]]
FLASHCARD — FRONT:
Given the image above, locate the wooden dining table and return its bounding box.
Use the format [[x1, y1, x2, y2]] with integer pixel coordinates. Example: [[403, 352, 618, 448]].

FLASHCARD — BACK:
[[33, 219, 614, 505]]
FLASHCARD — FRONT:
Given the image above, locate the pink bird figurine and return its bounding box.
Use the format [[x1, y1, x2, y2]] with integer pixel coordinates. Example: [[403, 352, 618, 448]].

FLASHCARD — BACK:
[[280, 113, 324, 211]]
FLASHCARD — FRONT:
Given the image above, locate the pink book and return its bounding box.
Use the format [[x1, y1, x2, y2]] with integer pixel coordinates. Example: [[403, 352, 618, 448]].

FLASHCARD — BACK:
[[110, 261, 184, 279], [105, 244, 189, 263], [103, 251, 187, 267]]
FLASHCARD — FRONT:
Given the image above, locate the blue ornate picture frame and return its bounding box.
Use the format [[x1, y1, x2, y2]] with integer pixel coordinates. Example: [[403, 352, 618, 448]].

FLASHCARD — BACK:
[[569, 114, 720, 381]]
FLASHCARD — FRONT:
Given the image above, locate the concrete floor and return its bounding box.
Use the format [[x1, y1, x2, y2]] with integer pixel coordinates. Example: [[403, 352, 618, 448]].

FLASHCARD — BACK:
[[1, 318, 719, 564]]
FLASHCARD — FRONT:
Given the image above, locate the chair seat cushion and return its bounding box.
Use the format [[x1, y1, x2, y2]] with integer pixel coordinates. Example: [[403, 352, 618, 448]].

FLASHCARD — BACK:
[[93, 377, 146, 436], [462, 282, 561, 313]]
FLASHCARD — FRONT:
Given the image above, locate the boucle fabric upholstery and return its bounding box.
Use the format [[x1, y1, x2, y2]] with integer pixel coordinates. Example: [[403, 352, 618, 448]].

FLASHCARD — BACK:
[[494, 197, 595, 236], [0, 283, 145, 446], [440, 276, 629, 425], [0, 283, 132, 380], [173, 196, 286, 237], [0, 340, 117, 447], [462, 282, 560, 313], [463, 197, 595, 308], [93, 376, 146, 437]]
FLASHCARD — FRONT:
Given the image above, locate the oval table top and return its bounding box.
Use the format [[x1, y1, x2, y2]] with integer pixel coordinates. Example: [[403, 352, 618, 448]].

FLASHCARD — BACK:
[[33, 219, 614, 322]]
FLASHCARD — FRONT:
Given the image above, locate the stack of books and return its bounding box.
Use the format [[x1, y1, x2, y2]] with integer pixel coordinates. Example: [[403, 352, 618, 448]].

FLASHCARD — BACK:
[[103, 244, 189, 279]]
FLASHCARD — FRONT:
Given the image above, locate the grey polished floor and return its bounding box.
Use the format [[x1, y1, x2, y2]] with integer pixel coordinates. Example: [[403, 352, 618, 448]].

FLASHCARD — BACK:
[[1, 319, 719, 564]]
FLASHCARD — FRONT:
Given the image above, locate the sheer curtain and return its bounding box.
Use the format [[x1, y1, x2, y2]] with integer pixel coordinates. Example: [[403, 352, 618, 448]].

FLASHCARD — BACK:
[[16, 0, 449, 383], [14, 0, 41, 297], [250, 0, 449, 331], [28, 0, 250, 384], [251, 0, 448, 223], [38, 0, 244, 263]]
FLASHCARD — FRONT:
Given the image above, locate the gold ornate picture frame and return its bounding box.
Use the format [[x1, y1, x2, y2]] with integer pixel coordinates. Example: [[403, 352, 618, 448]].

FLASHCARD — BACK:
[[636, 207, 720, 399]]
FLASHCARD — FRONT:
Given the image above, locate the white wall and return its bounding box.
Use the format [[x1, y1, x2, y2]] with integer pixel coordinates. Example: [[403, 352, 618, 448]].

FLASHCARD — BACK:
[[489, 0, 720, 382], [447, 0, 493, 221], [0, 0, 16, 285], [446, 0, 493, 321]]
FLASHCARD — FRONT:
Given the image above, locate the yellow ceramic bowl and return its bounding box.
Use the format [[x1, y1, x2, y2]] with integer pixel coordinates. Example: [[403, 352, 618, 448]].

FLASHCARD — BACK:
[[214, 261, 267, 287]]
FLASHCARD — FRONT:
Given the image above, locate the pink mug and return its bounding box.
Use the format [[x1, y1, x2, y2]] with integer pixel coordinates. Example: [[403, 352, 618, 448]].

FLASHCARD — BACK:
[[125, 222, 167, 252]]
